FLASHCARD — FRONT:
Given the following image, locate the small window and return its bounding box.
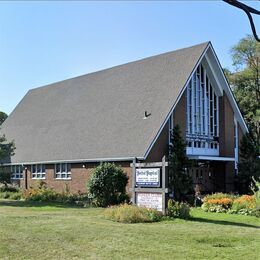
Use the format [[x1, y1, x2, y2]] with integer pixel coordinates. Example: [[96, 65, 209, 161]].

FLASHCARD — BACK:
[[11, 165, 23, 179], [31, 164, 46, 179], [55, 163, 71, 179]]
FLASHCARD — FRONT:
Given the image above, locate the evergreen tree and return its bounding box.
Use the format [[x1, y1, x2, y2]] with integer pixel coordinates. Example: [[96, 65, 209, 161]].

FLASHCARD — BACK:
[[168, 125, 193, 201]]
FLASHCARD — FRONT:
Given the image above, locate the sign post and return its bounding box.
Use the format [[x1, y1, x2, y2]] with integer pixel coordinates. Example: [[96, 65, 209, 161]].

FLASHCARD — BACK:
[[130, 156, 168, 214]]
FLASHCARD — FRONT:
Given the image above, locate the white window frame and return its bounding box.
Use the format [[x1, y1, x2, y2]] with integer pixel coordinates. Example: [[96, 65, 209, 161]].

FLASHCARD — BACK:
[[31, 164, 46, 179], [168, 113, 174, 145], [11, 165, 23, 180], [55, 163, 71, 180], [186, 63, 219, 156], [234, 117, 239, 172]]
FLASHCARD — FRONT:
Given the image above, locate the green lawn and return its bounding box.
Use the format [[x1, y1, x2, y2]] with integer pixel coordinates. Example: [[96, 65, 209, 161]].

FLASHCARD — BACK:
[[0, 200, 259, 260]]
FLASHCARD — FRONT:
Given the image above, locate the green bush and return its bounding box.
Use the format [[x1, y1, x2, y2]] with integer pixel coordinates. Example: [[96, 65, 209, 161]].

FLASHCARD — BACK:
[[23, 187, 59, 202], [87, 163, 129, 207], [0, 191, 22, 200], [22, 183, 92, 206], [57, 192, 92, 207], [0, 183, 22, 200], [0, 167, 11, 183], [167, 199, 190, 219], [0, 182, 19, 192], [104, 204, 162, 223]]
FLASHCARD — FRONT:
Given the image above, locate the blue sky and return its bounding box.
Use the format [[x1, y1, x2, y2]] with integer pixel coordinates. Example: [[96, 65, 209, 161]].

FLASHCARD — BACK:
[[0, 1, 259, 114]]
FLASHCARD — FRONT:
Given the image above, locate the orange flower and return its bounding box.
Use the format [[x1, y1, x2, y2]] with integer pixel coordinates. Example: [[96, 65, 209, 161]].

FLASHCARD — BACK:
[[233, 195, 255, 209], [207, 198, 232, 206]]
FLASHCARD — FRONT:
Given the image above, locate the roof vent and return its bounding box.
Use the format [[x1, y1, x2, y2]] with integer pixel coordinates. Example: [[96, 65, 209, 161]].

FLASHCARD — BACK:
[[143, 111, 151, 119]]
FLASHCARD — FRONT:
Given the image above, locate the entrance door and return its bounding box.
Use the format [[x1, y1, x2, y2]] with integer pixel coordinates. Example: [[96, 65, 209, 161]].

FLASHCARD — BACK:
[[188, 167, 214, 193]]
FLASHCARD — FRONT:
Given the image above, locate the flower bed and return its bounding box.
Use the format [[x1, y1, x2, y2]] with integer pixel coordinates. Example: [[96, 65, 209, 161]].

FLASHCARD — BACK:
[[201, 192, 259, 217]]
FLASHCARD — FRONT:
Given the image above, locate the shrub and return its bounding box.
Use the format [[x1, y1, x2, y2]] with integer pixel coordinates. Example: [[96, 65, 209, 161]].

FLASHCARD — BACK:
[[167, 199, 190, 219], [250, 177, 260, 217], [0, 166, 11, 183], [232, 195, 255, 211], [0, 191, 22, 200], [0, 182, 19, 192], [22, 184, 92, 206], [57, 192, 92, 207], [87, 163, 129, 207], [104, 204, 162, 223], [9, 192, 22, 200], [201, 193, 235, 213], [0, 183, 21, 200], [229, 179, 260, 217], [23, 187, 59, 202]]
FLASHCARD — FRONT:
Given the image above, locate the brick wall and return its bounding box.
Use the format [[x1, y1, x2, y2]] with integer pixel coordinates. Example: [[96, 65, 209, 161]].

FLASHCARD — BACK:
[[19, 162, 132, 194]]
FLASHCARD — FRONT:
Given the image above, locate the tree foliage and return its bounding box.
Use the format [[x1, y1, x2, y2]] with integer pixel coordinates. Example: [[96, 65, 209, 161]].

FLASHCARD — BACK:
[[0, 112, 15, 181], [237, 134, 260, 194], [225, 35, 260, 154], [0, 134, 15, 160], [168, 125, 193, 202], [0, 132, 15, 183], [225, 35, 260, 192], [0, 111, 7, 126], [87, 162, 129, 207]]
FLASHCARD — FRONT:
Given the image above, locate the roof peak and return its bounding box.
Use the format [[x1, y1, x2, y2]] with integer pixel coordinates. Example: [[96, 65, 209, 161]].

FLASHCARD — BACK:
[[29, 41, 211, 92]]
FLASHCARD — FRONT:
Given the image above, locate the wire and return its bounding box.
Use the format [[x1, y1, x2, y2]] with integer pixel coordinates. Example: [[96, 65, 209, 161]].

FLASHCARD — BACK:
[[223, 0, 260, 42]]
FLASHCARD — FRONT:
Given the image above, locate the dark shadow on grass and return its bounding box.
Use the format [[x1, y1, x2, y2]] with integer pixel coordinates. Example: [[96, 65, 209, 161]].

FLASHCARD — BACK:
[[0, 199, 85, 209], [188, 216, 260, 229]]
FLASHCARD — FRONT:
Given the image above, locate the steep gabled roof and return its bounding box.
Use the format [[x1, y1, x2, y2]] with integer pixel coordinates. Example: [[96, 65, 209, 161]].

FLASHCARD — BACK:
[[2, 42, 234, 164]]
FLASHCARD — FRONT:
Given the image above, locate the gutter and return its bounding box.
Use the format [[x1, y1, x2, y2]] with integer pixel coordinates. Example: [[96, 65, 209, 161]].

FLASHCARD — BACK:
[[1, 156, 145, 166]]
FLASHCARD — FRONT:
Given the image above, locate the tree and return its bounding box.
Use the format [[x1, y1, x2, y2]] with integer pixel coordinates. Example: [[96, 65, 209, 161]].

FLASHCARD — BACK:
[[0, 111, 7, 126], [0, 133, 15, 183], [0, 133, 15, 162], [225, 35, 260, 192], [0, 111, 15, 182], [87, 162, 129, 207], [225, 35, 260, 154], [168, 125, 193, 202], [237, 134, 260, 194]]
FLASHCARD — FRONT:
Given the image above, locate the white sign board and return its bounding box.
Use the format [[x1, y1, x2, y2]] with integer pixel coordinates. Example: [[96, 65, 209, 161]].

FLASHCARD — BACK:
[[136, 168, 160, 187], [136, 192, 163, 211]]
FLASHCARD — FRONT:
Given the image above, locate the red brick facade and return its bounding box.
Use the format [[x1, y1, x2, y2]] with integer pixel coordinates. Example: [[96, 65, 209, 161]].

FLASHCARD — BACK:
[[16, 162, 132, 194]]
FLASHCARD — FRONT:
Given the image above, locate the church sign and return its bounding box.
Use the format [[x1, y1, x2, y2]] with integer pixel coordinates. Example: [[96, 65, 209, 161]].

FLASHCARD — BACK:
[[136, 192, 163, 212], [135, 168, 160, 187]]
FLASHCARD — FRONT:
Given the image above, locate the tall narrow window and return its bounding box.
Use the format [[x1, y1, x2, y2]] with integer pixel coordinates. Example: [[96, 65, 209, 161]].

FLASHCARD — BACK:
[[186, 64, 219, 155], [169, 113, 174, 145], [234, 118, 239, 172]]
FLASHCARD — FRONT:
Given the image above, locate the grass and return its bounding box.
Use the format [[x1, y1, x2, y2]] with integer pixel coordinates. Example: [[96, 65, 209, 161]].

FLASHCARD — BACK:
[[0, 200, 259, 260]]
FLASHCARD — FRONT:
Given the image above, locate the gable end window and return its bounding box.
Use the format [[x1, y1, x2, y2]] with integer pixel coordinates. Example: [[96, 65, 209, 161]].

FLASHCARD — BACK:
[[55, 163, 71, 179], [11, 165, 23, 179], [31, 164, 46, 179], [186, 63, 219, 156]]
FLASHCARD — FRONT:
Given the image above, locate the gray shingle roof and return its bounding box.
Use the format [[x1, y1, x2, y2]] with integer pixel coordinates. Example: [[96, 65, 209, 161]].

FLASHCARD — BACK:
[[1, 42, 209, 164]]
